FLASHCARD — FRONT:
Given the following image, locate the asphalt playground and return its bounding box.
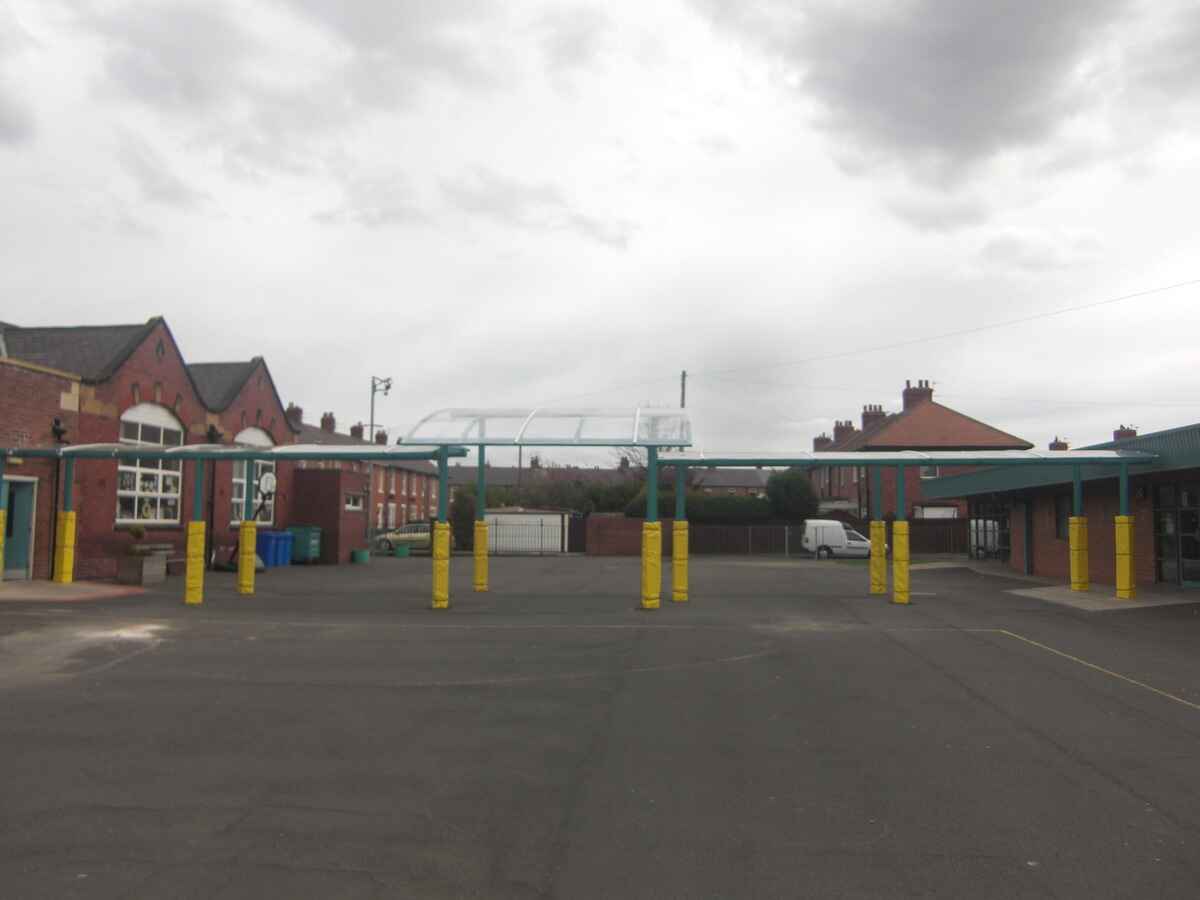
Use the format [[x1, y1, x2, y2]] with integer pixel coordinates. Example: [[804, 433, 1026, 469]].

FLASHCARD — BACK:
[[3, 555, 1200, 899]]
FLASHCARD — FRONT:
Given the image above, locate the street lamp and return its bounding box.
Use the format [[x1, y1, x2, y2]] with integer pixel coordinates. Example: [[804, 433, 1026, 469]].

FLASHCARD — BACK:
[[369, 375, 392, 444]]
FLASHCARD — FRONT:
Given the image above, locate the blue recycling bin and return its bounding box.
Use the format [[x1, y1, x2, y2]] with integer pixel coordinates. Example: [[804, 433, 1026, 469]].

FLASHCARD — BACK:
[[276, 530, 293, 567]]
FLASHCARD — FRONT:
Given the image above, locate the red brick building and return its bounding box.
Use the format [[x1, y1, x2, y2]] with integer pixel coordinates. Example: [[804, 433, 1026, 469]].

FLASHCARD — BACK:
[[291, 410, 438, 531], [1, 318, 297, 579], [921, 424, 1200, 588], [809, 380, 1032, 520]]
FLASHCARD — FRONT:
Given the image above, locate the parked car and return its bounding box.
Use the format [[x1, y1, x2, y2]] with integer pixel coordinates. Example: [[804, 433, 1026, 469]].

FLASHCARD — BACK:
[[374, 523, 456, 552], [802, 519, 873, 559], [375, 523, 432, 552]]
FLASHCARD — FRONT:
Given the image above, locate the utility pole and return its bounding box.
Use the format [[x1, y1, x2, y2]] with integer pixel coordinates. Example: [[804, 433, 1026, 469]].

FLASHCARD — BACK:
[[367, 375, 392, 543], [680, 370, 687, 409]]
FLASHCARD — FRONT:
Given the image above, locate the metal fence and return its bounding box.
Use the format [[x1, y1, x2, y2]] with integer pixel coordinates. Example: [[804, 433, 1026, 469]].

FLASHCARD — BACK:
[[488, 521, 568, 555]]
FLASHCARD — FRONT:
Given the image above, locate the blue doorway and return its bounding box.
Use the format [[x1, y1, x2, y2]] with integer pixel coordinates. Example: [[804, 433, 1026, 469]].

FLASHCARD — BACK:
[[3, 479, 36, 580]]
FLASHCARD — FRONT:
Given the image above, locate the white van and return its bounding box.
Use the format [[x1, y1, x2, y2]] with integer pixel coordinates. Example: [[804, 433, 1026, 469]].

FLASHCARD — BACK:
[[802, 519, 873, 559]]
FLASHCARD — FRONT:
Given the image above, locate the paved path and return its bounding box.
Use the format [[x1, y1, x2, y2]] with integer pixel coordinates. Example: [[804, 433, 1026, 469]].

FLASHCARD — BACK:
[[2, 557, 1200, 898]]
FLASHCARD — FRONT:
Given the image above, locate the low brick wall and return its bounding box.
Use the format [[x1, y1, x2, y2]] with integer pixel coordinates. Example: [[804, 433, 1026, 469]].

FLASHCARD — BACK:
[[586, 514, 674, 556]]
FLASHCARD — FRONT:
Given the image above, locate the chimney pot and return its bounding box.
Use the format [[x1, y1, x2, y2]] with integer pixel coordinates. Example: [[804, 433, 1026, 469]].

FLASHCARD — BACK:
[[285, 403, 303, 426], [813, 432, 834, 452], [1113, 425, 1137, 442], [375, 429, 388, 445], [1049, 436, 1069, 451], [350, 422, 365, 440], [902, 379, 934, 410], [320, 412, 336, 433]]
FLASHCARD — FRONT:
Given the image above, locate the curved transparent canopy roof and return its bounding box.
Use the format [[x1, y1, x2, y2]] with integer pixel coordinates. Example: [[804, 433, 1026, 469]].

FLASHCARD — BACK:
[[405, 408, 692, 447]]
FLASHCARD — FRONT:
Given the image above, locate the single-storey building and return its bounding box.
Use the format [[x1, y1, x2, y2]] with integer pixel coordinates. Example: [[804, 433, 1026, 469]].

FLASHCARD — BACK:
[[923, 424, 1200, 588]]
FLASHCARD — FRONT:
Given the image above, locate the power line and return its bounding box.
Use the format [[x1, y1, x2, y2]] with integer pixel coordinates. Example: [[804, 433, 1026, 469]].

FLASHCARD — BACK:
[[691, 277, 1200, 378], [536, 276, 1200, 407]]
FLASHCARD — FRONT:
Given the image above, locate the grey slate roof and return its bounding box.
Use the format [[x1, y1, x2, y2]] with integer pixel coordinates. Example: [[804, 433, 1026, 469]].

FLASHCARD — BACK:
[[296, 423, 435, 474], [187, 361, 258, 411], [691, 468, 772, 490], [0, 319, 158, 381]]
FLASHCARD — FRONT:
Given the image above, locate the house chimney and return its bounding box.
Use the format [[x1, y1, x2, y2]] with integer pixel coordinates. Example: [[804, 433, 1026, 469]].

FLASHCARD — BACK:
[[349, 422, 365, 440], [833, 419, 856, 445], [285, 403, 303, 427], [374, 429, 388, 445], [813, 433, 834, 452], [902, 378, 934, 410], [861, 404, 887, 432], [1048, 436, 1069, 451], [320, 412, 336, 433], [1113, 425, 1137, 442]]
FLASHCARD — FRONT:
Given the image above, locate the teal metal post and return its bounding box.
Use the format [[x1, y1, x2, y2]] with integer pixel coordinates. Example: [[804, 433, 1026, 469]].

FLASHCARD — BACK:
[[674, 463, 686, 520], [646, 447, 659, 522], [62, 458, 75, 511], [437, 447, 449, 522], [895, 463, 905, 520], [243, 459, 254, 521], [871, 466, 882, 520], [475, 445, 486, 520], [1119, 463, 1129, 516], [0, 456, 7, 513], [193, 460, 205, 521], [1072, 465, 1083, 516]]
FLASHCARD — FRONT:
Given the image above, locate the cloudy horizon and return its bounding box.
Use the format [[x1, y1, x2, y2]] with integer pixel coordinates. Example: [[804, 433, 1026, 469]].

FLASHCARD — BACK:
[[3, 0, 1199, 464]]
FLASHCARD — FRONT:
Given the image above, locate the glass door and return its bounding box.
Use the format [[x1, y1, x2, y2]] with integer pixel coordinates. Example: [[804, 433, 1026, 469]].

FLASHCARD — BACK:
[[1181, 507, 1200, 585]]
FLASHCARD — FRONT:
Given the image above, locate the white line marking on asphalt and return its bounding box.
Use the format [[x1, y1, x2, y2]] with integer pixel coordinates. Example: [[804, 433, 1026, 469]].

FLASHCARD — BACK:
[[997, 629, 1200, 713]]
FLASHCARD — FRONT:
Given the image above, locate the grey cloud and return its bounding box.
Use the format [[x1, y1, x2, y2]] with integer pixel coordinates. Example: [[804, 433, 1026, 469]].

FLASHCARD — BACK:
[[0, 5, 35, 144], [89, 2, 256, 114], [442, 167, 632, 249], [116, 131, 205, 208], [978, 231, 1103, 273], [314, 173, 428, 228], [695, 0, 1129, 180], [281, 0, 502, 89], [886, 194, 989, 232], [536, 6, 610, 74], [1128, 6, 1200, 101], [0, 85, 33, 144]]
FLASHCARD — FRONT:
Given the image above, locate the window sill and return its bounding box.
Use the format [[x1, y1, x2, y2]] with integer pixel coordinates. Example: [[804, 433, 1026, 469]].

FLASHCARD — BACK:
[[115, 522, 183, 531]]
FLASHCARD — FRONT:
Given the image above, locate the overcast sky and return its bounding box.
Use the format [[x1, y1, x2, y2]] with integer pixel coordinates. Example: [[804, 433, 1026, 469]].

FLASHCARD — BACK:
[[3, 0, 1200, 464]]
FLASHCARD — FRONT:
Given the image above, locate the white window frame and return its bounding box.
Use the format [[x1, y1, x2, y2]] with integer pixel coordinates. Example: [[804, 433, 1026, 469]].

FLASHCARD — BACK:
[[345, 493, 363, 511], [231, 427, 275, 525], [116, 403, 185, 525], [920, 465, 940, 480]]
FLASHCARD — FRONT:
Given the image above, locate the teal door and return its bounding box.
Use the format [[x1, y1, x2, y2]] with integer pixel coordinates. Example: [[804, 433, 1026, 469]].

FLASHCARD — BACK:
[[3, 481, 35, 579]]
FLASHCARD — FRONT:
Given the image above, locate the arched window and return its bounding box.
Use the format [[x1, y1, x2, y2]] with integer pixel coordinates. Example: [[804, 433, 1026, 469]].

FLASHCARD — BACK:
[[232, 426, 275, 525], [116, 403, 185, 524]]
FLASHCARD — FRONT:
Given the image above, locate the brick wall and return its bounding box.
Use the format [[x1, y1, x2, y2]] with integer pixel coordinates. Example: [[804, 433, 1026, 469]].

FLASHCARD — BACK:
[[292, 469, 369, 564], [1008, 477, 1158, 585], [0, 359, 80, 579]]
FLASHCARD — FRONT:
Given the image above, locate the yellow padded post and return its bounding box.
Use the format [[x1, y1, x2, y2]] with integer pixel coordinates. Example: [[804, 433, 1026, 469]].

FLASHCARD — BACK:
[[432, 521, 451, 609], [891, 520, 909, 604], [236, 520, 256, 595], [185, 521, 205, 605], [1069, 516, 1089, 592], [52, 510, 77, 584], [473, 520, 489, 592], [672, 519, 688, 602], [1115, 515, 1135, 600], [641, 521, 661, 610], [869, 520, 887, 595]]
